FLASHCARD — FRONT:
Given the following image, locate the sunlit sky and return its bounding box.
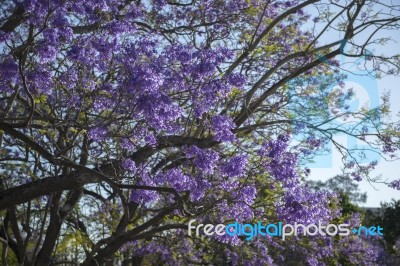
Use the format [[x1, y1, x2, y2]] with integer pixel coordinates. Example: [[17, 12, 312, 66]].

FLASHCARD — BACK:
[[308, 32, 400, 207]]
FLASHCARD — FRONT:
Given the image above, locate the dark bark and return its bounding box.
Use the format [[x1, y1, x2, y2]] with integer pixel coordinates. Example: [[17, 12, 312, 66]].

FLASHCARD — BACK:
[[34, 189, 83, 266], [0, 172, 97, 211], [0, 5, 26, 33], [0, 121, 216, 210]]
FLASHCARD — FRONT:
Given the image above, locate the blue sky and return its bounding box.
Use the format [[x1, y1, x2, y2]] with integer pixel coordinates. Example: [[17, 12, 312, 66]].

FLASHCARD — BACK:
[[308, 32, 400, 207]]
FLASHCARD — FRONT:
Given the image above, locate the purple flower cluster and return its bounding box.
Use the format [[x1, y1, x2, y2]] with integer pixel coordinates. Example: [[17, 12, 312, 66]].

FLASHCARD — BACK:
[[258, 135, 298, 187], [88, 127, 107, 142], [155, 169, 194, 192], [221, 155, 248, 177], [184, 146, 219, 174], [211, 115, 237, 142], [277, 187, 339, 224], [130, 169, 160, 204], [122, 159, 136, 174], [389, 179, 400, 190]]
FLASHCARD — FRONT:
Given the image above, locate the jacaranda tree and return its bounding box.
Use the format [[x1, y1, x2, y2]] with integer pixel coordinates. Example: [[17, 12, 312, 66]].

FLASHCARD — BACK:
[[0, 0, 399, 265]]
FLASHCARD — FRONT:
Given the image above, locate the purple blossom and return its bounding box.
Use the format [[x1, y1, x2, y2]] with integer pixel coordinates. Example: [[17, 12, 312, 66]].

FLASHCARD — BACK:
[[88, 127, 107, 141], [277, 186, 339, 224], [130, 170, 159, 203], [184, 146, 219, 174], [211, 115, 236, 142], [156, 169, 195, 192], [228, 73, 246, 87], [259, 135, 298, 187], [136, 93, 182, 131], [0, 59, 19, 92], [389, 180, 400, 190], [190, 178, 211, 202], [144, 134, 157, 146], [221, 155, 248, 177], [121, 138, 135, 151], [122, 159, 136, 174], [26, 68, 53, 95]]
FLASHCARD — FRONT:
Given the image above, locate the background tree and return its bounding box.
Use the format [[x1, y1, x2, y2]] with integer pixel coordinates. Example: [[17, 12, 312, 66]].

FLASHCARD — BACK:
[[376, 200, 400, 253], [307, 174, 366, 216], [0, 0, 400, 265]]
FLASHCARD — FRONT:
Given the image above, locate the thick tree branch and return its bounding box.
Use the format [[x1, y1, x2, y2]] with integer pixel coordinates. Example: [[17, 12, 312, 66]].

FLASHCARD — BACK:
[[0, 5, 26, 32]]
